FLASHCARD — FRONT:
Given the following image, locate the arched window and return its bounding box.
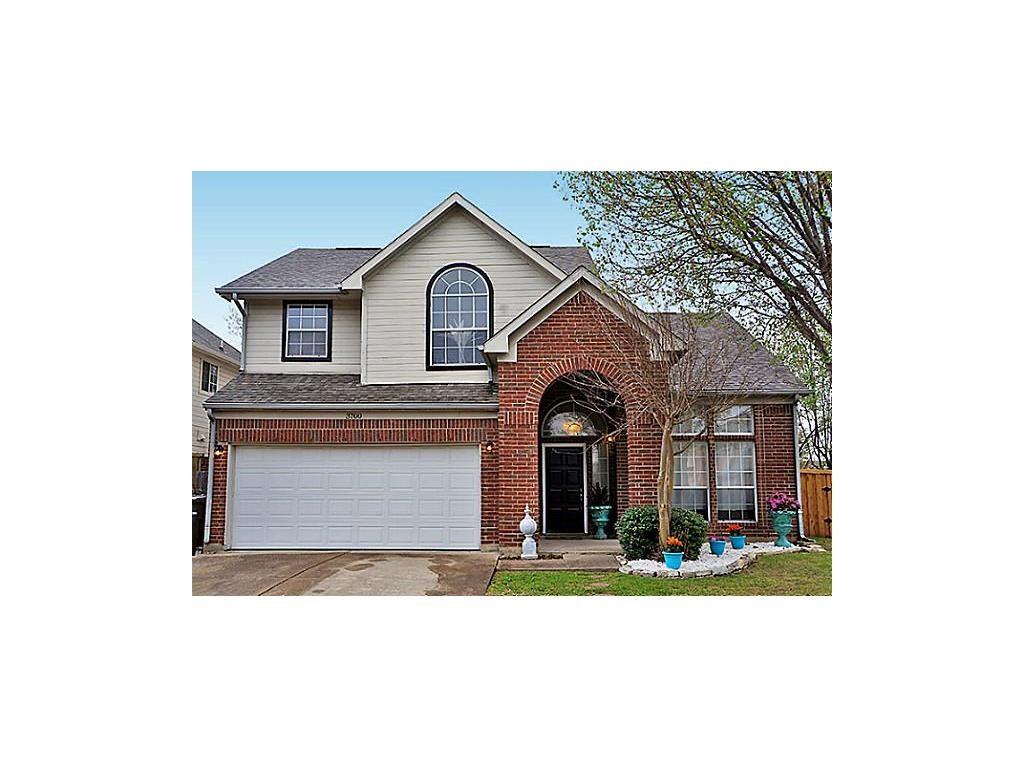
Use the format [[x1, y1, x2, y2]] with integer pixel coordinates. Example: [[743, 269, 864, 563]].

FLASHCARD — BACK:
[[542, 400, 605, 437], [428, 265, 491, 367]]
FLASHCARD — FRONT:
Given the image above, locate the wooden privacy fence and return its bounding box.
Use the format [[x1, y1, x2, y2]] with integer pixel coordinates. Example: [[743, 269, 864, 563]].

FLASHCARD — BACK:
[[800, 469, 833, 538]]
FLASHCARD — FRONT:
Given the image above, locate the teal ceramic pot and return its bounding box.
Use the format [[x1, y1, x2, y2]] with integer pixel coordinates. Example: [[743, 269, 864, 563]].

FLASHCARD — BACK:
[[729, 535, 746, 549], [772, 511, 794, 547], [709, 539, 726, 556], [589, 505, 612, 539], [663, 551, 683, 569]]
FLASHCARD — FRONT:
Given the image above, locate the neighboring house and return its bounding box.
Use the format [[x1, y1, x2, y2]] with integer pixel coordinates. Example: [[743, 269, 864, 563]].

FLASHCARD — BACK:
[[204, 193, 808, 551], [192, 320, 241, 488]]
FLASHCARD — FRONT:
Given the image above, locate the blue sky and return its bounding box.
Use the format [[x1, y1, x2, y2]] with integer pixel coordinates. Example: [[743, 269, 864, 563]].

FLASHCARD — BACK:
[[192, 172, 587, 342]]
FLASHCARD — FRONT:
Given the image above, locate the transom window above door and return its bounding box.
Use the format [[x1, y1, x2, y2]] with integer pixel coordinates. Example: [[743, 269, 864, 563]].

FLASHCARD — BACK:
[[428, 265, 491, 367], [542, 400, 605, 437], [282, 302, 332, 361]]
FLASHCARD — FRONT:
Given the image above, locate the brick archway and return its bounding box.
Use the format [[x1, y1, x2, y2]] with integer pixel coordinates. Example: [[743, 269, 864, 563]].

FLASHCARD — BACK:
[[494, 293, 661, 547]]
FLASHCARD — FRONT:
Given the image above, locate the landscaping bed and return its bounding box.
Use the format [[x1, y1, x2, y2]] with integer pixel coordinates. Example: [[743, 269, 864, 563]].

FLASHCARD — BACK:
[[620, 540, 822, 578], [486, 538, 831, 595]]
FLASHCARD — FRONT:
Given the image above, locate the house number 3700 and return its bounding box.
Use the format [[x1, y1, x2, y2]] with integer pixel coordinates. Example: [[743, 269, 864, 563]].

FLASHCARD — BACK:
[[345, 412, 363, 420]]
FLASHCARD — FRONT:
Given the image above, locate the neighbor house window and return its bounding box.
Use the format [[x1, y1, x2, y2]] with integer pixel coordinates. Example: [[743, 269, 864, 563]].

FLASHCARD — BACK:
[[715, 441, 757, 521], [282, 303, 331, 360], [673, 440, 709, 518], [715, 405, 754, 435], [428, 265, 490, 367], [200, 360, 218, 393]]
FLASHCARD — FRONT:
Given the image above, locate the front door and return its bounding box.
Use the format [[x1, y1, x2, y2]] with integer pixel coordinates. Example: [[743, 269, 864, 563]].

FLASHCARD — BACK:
[[544, 445, 586, 534]]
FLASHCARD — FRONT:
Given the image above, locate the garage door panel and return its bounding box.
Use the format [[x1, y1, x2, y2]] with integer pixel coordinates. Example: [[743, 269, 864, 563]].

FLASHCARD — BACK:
[[326, 526, 354, 545], [328, 472, 355, 490], [231, 445, 481, 550]]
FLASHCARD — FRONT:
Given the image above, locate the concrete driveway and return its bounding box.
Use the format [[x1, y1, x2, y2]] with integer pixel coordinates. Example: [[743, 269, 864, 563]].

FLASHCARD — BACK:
[[192, 550, 498, 596]]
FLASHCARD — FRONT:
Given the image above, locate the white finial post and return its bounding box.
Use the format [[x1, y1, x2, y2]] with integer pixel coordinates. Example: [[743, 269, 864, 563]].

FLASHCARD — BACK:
[[520, 504, 538, 560]]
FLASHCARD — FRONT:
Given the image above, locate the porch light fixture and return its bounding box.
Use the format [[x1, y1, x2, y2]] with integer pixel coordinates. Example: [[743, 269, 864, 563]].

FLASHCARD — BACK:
[[213, 445, 226, 457], [483, 441, 494, 452]]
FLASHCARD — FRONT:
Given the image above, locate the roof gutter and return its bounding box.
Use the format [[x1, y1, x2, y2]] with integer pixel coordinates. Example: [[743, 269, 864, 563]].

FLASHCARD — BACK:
[[205, 402, 499, 412], [216, 286, 344, 296]]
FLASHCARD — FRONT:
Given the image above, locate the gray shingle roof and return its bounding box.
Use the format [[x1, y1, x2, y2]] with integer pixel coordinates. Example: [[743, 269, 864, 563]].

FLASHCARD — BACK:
[[216, 246, 593, 294], [192, 319, 241, 365], [657, 312, 810, 395], [205, 374, 497, 408]]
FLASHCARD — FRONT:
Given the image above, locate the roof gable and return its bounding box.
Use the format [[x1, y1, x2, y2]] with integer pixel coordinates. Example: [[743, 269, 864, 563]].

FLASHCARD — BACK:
[[339, 193, 566, 290], [483, 266, 660, 362]]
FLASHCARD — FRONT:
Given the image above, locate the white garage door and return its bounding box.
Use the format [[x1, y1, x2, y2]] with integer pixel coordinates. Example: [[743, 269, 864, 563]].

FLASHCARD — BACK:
[[230, 445, 481, 550]]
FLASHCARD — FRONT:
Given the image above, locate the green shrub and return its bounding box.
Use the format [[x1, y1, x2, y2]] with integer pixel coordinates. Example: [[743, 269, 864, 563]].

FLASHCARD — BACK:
[[675, 508, 708, 561], [617, 505, 709, 561]]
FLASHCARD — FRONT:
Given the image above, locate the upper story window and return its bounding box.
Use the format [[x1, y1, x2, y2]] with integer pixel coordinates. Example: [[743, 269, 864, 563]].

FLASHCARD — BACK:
[[200, 360, 218, 393], [282, 302, 332, 361], [428, 265, 490, 368], [715, 405, 754, 435]]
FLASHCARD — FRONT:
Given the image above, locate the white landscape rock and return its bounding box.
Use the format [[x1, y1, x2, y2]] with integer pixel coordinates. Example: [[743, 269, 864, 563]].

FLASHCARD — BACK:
[[619, 541, 811, 578]]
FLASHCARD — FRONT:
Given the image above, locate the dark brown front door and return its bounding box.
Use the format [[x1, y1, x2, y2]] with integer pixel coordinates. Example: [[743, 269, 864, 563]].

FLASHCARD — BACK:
[[544, 445, 585, 533]]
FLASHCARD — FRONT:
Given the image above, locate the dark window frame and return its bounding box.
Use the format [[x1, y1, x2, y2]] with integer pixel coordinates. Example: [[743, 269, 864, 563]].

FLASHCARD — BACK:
[[200, 360, 218, 393], [280, 301, 333, 362], [424, 263, 493, 371]]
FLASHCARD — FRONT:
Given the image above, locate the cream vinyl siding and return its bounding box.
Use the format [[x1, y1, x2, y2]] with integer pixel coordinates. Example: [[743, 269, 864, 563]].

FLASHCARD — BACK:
[[244, 296, 361, 373], [192, 349, 239, 454], [362, 209, 559, 383]]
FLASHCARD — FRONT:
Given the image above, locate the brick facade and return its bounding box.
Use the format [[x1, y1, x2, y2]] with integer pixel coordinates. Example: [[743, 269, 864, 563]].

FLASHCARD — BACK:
[[208, 295, 799, 550], [495, 292, 662, 546], [704, 403, 798, 539]]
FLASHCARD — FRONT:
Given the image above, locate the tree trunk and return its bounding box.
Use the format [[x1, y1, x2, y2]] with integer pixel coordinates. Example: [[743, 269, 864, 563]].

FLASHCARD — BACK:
[[657, 423, 674, 550]]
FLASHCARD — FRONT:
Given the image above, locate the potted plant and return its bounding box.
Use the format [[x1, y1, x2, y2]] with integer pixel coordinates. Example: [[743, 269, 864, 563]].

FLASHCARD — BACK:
[[726, 523, 746, 549], [767, 491, 799, 547], [663, 536, 685, 569], [709, 536, 726, 556], [588, 483, 612, 540]]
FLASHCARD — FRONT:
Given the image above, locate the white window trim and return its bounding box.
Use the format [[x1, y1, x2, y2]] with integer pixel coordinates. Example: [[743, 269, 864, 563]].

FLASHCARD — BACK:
[[284, 303, 330, 360], [715, 440, 758, 523], [429, 266, 490, 368], [714, 405, 755, 436], [201, 360, 218, 394], [672, 439, 709, 517]]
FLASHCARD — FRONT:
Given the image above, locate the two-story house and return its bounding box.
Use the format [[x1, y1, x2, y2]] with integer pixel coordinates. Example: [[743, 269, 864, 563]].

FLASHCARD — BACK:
[[203, 193, 807, 551], [192, 320, 240, 489]]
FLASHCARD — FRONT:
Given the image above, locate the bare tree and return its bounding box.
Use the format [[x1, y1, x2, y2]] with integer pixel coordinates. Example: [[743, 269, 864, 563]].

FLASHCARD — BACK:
[[224, 305, 242, 341], [559, 172, 832, 372], [564, 286, 757, 549]]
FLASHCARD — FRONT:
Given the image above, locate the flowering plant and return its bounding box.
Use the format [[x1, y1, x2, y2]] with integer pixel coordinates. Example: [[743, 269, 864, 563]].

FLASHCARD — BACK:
[[709, 535, 724, 542], [767, 492, 800, 513], [663, 536, 684, 553], [725, 523, 744, 536]]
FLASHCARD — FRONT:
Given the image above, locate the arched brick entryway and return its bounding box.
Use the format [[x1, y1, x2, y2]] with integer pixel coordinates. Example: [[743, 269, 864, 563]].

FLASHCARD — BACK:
[[494, 293, 661, 547]]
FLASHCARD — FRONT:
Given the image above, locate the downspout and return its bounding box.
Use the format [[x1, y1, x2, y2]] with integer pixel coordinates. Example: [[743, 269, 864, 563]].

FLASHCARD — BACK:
[[792, 398, 804, 538], [231, 293, 247, 370], [204, 412, 217, 544]]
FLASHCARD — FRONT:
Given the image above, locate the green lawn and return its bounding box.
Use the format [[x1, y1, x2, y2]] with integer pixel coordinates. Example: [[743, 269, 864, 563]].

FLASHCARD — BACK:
[[486, 538, 832, 596]]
